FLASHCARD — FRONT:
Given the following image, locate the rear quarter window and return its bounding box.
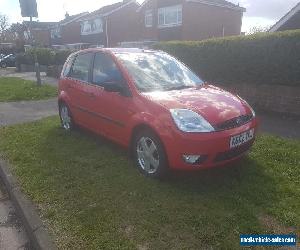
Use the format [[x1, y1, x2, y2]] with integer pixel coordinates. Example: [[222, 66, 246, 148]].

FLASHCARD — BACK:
[[62, 55, 75, 77]]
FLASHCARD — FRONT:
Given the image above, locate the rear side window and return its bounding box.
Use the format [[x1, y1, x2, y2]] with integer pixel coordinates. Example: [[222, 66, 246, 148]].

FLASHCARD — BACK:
[[69, 53, 93, 82], [62, 55, 75, 77], [92, 53, 123, 85]]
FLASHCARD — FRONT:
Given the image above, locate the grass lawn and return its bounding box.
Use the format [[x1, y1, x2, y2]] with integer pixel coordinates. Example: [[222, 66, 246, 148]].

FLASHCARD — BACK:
[[0, 77, 57, 102], [0, 117, 299, 249]]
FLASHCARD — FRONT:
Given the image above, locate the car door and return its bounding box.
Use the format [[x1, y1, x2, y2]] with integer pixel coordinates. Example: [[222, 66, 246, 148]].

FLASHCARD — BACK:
[[88, 52, 133, 144], [66, 52, 94, 127]]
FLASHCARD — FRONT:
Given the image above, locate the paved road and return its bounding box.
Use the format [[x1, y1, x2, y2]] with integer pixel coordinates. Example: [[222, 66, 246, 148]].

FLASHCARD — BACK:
[[0, 69, 57, 249], [0, 182, 30, 250], [0, 97, 57, 249]]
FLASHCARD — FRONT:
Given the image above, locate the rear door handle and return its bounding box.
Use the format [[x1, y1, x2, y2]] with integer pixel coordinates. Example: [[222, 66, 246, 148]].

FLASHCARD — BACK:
[[66, 84, 74, 89]]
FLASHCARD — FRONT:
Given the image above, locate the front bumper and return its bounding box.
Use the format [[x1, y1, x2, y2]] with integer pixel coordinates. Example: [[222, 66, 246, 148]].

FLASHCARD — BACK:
[[163, 118, 258, 170]]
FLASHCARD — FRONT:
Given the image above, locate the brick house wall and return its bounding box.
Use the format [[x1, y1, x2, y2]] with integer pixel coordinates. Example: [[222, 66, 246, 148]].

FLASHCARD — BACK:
[[137, 0, 159, 40], [61, 22, 82, 45], [79, 1, 139, 47], [31, 29, 51, 47], [81, 32, 106, 46], [182, 2, 243, 40], [138, 0, 184, 41], [218, 83, 300, 116], [107, 3, 140, 47], [79, 16, 106, 46], [138, 0, 244, 42]]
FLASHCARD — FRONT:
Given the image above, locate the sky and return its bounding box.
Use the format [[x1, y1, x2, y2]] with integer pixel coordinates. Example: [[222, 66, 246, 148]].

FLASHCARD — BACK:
[[0, 0, 299, 32]]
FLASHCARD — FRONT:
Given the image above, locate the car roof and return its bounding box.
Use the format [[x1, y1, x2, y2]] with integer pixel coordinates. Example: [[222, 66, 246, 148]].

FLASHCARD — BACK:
[[75, 48, 157, 55]]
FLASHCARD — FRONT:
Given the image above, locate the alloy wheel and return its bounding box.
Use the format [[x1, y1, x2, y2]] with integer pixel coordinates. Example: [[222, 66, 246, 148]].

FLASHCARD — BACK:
[[136, 137, 160, 174], [60, 104, 71, 131]]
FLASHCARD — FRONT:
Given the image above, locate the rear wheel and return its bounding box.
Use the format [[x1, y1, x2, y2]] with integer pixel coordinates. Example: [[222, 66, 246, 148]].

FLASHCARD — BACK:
[[1, 62, 7, 68], [133, 129, 168, 178], [59, 103, 74, 131]]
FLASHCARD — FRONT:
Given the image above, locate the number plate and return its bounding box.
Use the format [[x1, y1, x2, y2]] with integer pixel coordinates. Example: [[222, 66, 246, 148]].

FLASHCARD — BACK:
[[230, 129, 255, 149]]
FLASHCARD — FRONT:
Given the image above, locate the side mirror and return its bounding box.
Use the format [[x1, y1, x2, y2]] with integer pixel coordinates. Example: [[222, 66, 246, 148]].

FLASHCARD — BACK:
[[103, 81, 132, 97]]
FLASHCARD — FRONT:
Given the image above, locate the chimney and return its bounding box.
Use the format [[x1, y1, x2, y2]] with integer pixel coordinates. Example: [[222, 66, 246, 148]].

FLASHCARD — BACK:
[[65, 12, 70, 19]]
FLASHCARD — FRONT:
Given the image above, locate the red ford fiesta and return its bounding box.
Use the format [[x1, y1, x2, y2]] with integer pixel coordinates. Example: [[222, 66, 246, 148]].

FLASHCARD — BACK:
[[58, 48, 258, 178]]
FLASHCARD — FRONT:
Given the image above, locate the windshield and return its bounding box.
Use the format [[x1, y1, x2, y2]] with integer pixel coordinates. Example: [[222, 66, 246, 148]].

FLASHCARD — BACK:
[[116, 52, 204, 92]]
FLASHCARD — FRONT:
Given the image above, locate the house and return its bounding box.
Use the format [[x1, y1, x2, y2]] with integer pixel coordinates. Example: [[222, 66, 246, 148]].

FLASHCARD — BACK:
[[269, 2, 300, 32], [78, 0, 140, 47], [21, 0, 246, 50], [50, 12, 89, 48], [23, 21, 57, 47], [137, 0, 245, 42]]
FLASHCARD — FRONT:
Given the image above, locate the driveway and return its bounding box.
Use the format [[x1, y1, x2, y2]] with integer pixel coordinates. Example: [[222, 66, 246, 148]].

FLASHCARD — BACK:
[[0, 98, 57, 126], [258, 112, 300, 139], [0, 68, 58, 87]]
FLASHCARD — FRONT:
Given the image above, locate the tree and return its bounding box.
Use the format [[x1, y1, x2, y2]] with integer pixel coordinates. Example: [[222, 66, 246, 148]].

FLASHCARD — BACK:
[[8, 23, 27, 51], [247, 25, 271, 35], [0, 13, 9, 42], [9, 23, 27, 40]]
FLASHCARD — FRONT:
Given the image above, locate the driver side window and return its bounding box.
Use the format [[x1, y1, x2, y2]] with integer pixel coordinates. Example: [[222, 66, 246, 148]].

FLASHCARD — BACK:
[[92, 53, 123, 86]]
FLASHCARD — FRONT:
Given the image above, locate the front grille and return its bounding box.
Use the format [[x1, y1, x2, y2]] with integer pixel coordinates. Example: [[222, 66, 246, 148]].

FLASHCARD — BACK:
[[214, 141, 254, 163], [214, 114, 253, 131]]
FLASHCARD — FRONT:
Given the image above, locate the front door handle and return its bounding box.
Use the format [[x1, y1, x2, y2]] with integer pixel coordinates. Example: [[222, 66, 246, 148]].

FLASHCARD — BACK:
[[87, 93, 96, 98]]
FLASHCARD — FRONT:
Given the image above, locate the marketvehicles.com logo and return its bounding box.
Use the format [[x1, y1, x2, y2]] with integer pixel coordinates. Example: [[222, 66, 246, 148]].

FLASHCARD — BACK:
[[240, 234, 297, 246]]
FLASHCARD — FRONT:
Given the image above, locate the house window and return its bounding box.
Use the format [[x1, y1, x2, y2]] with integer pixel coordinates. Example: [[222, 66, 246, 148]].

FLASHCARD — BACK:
[[51, 27, 61, 39], [24, 30, 30, 40], [145, 10, 153, 27], [158, 5, 182, 28], [81, 18, 103, 35]]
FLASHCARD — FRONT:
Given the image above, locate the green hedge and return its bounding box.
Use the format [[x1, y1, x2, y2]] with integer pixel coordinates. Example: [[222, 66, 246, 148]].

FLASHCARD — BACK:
[[154, 30, 300, 86], [17, 48, 72, 66]]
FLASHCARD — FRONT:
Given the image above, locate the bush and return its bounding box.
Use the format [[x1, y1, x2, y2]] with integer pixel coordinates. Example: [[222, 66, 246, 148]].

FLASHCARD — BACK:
[[46, 65, 64, 78], [16, 48, 72, 66], [54, 50, 72, 65], [154, 30, 300, 86]]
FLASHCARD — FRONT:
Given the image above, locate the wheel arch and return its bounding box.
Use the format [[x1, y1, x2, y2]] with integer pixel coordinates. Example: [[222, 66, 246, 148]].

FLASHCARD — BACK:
[[129, 123, 168, 160], [58, 90, 71, 107]]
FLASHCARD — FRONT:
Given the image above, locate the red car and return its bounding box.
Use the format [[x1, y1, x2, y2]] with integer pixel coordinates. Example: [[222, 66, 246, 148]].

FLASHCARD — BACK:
[[58, 48, 258, 178]]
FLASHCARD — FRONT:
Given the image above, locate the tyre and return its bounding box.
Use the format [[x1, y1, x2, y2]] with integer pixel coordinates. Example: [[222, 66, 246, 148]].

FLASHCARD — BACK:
[[1, 62, 7, 68], [133, 129, 168, 178], [59, 102, 74, 131]]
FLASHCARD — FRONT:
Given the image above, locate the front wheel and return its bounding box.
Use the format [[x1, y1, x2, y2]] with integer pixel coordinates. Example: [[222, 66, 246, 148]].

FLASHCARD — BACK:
[[59, 103, 74, 131], [1, 62, 7, 68], [133, 130, 168, 178]]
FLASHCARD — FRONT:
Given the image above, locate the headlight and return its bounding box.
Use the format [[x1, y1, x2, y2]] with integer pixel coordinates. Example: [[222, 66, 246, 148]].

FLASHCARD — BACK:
[[248, 105, 256, 118], [238, 96, 256, 118], [170, 109, 215, 133]]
